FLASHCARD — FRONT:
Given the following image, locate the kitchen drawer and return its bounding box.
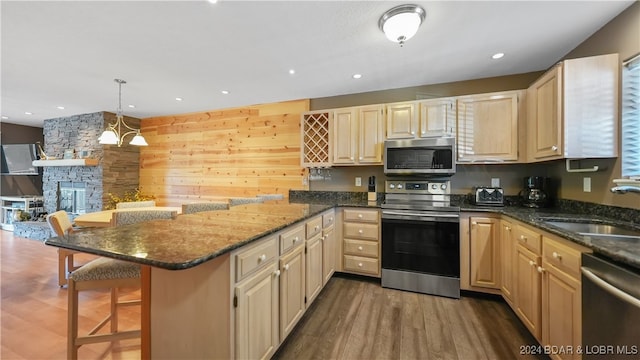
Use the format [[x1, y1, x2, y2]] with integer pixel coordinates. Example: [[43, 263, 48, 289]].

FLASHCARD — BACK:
[[235, 236, 277, 282], [306, 216, 323, 239], [343, 255, 379, 276], [542, 236, 583, 278], [322, 210, 336, 229], [343, 239, 378, 258], [515, 224, 542, 255], [280, 224, 305, 255], [343, 209, 379, 223], [343, 222, 379, 241]]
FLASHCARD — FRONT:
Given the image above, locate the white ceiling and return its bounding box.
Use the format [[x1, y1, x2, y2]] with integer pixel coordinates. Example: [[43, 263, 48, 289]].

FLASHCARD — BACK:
[[1, 0, 635, 128]]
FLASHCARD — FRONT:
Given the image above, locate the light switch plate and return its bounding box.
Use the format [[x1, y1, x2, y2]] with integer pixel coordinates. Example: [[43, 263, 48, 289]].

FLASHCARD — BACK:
[[583, 177, 591, 192], [491, 178, 500, 187], [355, 177, 362, 187]]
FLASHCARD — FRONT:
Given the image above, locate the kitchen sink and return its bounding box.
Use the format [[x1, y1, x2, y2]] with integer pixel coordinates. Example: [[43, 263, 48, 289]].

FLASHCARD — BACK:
[[542, 219, 640, 240]]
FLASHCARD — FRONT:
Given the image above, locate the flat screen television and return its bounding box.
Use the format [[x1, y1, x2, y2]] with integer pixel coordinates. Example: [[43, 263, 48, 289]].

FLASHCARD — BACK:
[[1, 144, 39, 175]]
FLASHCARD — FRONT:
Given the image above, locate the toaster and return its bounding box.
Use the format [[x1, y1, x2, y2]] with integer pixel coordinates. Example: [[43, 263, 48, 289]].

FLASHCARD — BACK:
[[473, 187, 504, 206]]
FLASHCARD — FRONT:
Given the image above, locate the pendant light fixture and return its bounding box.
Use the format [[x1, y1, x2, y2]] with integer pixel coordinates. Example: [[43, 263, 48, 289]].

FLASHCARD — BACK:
[[378, 4, 426, 47], [98, 79, 148, 147]]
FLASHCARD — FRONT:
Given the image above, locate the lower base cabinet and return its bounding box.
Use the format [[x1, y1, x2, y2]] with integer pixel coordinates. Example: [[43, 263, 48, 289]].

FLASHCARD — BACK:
[[280, 244, 306, 340], [234, 262, 280, 360], [306, 233, 324, 306], [515, 243, 542, 340]]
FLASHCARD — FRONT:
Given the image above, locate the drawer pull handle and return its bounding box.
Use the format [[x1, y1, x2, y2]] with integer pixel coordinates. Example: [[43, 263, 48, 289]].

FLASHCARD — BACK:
[[529, 260, 535, 267], [274, 269, 281, 277], [358, 214, 363, 219], [537, 266, 545, 274], [284, 264, 290, 271], [357, 246, 363, 251], [358, 263, 363, 268], [520, 235, 527, 242], [505, 226, 511, 231], [552, 251, 562, 260], [358, 229, 364, 234], [293, 237, 299, 243], [315, 225, 320, 231], [258, 254, 267, 262]]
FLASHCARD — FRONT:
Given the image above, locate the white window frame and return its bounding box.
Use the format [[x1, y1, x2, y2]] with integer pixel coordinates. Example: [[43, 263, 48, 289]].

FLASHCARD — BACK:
[[621, 53, 640, 178]]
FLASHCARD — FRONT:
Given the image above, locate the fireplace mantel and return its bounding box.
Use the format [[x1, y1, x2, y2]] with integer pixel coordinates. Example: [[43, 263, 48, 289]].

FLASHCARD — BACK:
[[32, 159, 99, 167]]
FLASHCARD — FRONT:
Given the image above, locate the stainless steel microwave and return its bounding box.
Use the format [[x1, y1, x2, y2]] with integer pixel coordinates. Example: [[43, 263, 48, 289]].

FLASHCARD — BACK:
[[384, 137, 456, 176]]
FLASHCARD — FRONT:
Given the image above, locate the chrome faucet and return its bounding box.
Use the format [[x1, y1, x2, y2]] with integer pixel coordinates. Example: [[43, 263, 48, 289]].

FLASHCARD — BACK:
[[610, 185, 640, 195]]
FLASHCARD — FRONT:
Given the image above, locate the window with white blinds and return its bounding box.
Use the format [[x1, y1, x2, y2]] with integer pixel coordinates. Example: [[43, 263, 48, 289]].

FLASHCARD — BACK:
[[622, 53, 640, 178]]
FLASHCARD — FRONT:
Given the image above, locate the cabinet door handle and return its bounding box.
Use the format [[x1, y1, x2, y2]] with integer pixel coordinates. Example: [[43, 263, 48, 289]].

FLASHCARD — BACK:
[[552, 251, 562, 260], [537, 266, 545, 274], [359, 157, 363, 160], [551, 145, 558, 151], [350, 157, 354, 161], [274, 269, 281, 277], [284, 264, 290, 271], [505, 226, 511, 231], [520, 235, 527, 242], [471, 221, 477, 225], [258, 254, 267, 262], [529, 260, 535, 267], [410, 131, 415, 135]]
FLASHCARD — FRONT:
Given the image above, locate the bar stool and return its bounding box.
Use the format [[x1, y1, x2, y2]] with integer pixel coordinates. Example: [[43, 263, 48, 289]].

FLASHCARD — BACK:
[[46, 210, 83, 287]]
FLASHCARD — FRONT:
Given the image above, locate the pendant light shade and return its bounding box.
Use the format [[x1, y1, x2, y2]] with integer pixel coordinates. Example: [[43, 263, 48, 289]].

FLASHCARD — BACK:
[[379, 4, 426, 46], [98, 79, 148, 147]]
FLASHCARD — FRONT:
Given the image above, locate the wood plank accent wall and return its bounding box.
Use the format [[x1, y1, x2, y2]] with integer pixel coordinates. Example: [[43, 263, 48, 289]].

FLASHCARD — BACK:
[[139, 100, 309, 206]]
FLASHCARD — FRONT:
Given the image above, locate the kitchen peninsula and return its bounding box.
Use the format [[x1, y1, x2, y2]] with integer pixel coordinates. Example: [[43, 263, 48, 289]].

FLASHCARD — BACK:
[[45, 201, 339, 359]]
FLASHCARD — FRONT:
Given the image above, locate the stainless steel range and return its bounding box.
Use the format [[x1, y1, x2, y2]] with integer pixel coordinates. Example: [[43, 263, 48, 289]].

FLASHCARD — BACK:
[[381, 179, 461, 299]]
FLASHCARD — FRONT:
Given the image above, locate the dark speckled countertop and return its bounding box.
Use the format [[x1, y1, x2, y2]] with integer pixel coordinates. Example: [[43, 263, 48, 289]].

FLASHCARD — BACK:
[[45, 202, 335, 270]]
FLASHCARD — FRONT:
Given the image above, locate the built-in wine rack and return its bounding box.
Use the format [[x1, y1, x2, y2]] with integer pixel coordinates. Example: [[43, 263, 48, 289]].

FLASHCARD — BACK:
[[301, 111, 331, 167]]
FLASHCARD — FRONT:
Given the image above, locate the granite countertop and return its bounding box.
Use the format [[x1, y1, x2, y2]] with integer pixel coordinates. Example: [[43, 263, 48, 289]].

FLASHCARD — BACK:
[[45, 202, 334, 270], [460, 204, 640, 270]]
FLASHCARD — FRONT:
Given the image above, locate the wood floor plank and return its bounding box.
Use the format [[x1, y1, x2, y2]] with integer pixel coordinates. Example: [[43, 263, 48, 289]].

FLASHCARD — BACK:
[[418, 293, 459, 360]]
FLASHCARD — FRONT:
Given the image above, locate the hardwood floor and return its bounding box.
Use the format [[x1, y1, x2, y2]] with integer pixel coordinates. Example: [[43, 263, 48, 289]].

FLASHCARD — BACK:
[[2, 230, 547, 360], [274, 275, 549, 360], [1, 230, 140, 359]]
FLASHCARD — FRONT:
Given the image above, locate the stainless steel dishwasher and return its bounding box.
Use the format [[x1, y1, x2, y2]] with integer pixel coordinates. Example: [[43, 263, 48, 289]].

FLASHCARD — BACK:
[[582, 253, 640, 359]]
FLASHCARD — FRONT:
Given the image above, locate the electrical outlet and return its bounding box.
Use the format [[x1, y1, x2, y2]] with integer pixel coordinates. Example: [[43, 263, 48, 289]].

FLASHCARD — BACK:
[[491, 178, 500, 187], [355, 177, 362, 187], [583, 177, 591, 192]]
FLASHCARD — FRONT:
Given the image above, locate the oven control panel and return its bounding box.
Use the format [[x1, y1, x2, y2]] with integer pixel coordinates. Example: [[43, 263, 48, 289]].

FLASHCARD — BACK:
[[385, 180, 450, 195]]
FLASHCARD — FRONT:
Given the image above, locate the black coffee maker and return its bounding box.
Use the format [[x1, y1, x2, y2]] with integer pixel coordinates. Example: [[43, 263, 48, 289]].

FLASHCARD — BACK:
[[520, 176, 549, 208]]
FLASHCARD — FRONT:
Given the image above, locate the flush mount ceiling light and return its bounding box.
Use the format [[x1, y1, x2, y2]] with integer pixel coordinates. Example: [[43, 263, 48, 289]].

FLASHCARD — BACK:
[[378, 4, 426, 47], [98, 79, 148, 147]]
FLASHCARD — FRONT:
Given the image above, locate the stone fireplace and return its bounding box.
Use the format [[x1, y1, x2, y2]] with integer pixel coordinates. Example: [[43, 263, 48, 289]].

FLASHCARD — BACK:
[[41, 112, 142, 214]]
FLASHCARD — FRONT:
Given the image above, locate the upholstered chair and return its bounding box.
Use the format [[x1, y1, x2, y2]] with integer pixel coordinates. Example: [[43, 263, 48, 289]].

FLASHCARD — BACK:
[[115, 200, 156, 209], [67, 209, 176, 359], [229, 197, 265, 206], [256, 194, 284, 201], [181, 202, 230, 215], [46, 210, 83, 287]]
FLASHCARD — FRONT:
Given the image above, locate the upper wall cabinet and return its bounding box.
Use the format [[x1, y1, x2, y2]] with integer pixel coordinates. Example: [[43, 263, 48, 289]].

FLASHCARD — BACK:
[[333, 105, 384, 166], [385, 102, 418, 139], [457, 90, 522, 163], [418, 98, 456, 138], [301, 111, 332, 168], [527, 53, 619, 162]]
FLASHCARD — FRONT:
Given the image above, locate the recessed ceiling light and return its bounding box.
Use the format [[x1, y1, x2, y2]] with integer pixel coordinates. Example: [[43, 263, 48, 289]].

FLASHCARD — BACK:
[[175, 97, 183, 101], [352, 74, 362, 79], [207, 0, 218, 3], [24, 111, 33, 115], [56, 106, 65, 110], [289, 69, 296, 75], [128, 104, 136, 108], [221, 90, 230, 95], [1, 116, 8, 120], [492, 52, 505, 59]]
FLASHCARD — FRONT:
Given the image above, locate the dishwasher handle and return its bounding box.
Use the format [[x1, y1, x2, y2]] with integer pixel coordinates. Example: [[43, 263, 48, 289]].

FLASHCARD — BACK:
[[582, 267, 640, 309]]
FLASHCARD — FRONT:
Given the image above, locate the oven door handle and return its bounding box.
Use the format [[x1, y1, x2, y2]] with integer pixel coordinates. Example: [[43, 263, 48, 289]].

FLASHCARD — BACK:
[[382, 210, 459, 222], [581, 267, 640, 309]]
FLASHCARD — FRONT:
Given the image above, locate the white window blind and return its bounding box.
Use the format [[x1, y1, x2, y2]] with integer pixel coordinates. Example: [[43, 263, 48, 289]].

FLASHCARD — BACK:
[[622, 53, 640, 178]]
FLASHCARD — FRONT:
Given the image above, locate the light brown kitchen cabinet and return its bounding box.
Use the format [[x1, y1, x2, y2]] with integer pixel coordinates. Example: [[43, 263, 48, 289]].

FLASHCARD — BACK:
[[232, 236, 279, 360], [301, 111, 332, 168], [469, 217, 500, 289], [527, 53, 619, 162], [322, 210, 336, 285], [515, 242, 542, 341], [234, 262, 279, 360], [342, 208, 380, 277], [456, 90, 521, 163], [305, 233, 323, 306], [333, 105, 383, 165], [385, 102, 418, 139], [279, 243, 305, 340], [540, 236, 588, 360], [500, 219, 516, 306], [418, 98, 456, 137]]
